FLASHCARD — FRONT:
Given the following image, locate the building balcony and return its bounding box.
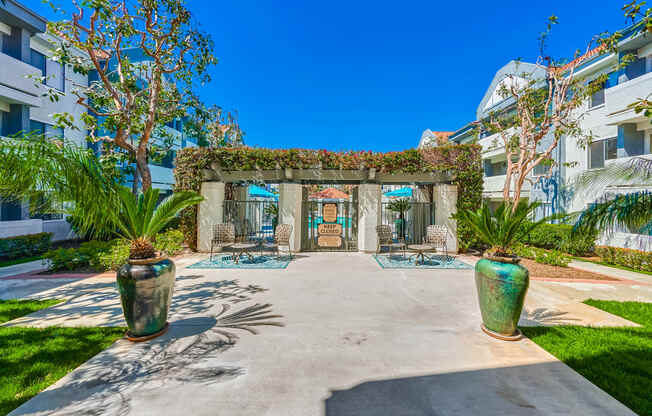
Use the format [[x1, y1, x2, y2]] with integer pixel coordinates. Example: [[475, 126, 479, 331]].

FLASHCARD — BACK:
[[0, 52, 43, 106], [483, 174, 531, 200], [605, 71, 652, 126]]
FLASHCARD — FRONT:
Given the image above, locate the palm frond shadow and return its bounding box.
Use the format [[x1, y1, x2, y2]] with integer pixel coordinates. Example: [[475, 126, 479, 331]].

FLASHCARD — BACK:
[[212, 303, 285, 341], [520, 307, 582, 326]]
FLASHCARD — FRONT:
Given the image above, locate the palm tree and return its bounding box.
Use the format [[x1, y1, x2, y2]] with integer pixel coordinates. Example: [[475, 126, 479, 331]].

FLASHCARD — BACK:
[[573, 157, 652, 234], [0, 134, 120, 239], [0, 134, 203, 255], [387, 198, 411, 240]]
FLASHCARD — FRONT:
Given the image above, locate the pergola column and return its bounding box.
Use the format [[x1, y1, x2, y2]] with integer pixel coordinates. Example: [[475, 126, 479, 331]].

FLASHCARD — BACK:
[[357, 184, 382, 253], [434, 184, 458, 254], [279, 183, 302, 252], [198, 181, 225, 252]]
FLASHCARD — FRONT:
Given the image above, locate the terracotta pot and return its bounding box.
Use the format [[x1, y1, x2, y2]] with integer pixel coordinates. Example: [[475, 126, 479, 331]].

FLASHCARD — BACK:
[[116, 256, 175, 340], [475, 255, 529, 340]]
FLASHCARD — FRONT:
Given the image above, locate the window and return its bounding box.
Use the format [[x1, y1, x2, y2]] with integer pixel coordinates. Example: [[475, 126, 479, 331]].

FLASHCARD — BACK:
[[1, 29, 20, 60], [30, 49, 46, 77], [29, 120, 64, 140], [45, 59, 65, 92], [625, 57, 646, 81], [487, 160, 507, 177], [532, 162, 549, 176], [589, 137, 617, 169], [589, 80, 606, 108], [1, 200, 22, 221]]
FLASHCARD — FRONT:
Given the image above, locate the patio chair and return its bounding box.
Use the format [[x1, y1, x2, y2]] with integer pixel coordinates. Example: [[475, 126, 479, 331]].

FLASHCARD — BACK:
[[210, 223, 236, 261], [376, 224, 406, 257], [263, 224, 293, 259], [424, 225, 449, 260]]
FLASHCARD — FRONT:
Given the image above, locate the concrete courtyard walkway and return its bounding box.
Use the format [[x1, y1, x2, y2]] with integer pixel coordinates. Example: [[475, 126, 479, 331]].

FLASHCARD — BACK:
[[4, 252, 645, 415]]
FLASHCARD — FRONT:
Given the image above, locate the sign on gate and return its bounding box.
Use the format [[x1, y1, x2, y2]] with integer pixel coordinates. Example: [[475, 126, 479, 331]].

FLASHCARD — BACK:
[[318, 223, 342, 235], [322, 203, 338, 223]]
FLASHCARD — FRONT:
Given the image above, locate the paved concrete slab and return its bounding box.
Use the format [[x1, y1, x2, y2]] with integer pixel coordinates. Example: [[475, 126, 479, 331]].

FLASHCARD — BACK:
[[8, 253, 636, 415], [0, 259, 48, 278]]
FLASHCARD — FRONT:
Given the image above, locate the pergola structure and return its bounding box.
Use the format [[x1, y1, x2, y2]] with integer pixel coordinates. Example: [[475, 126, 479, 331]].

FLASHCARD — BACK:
[[196, 166, 459, 254]]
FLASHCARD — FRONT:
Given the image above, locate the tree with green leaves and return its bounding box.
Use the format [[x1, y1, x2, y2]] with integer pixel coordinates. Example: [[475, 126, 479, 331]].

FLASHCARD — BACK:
[[482, 16, 603, 209], [42, 0, 218, 191], [184, 102, 245, 148]]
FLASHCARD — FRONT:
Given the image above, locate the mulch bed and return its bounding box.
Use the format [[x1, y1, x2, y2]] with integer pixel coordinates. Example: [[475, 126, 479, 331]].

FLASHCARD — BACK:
[[520, 259, 619, 281]]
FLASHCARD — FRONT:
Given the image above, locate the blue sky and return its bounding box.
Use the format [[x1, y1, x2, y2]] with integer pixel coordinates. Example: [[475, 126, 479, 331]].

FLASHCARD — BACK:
[[31, 1, 628, 152]]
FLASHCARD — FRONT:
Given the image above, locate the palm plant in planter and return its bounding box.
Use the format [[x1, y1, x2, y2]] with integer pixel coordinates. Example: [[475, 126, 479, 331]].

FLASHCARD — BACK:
[[112, 187, 203, 340], [457, 200, 545, 340], [387, 198, 411, 241]]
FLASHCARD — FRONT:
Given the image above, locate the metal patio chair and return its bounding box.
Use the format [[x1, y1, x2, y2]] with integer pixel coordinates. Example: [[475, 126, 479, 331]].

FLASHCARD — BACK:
[[210, 223, 236, 261], [263, 224, 293, 259], [424, 224, 450, 261], [376, 224, 406, 257]]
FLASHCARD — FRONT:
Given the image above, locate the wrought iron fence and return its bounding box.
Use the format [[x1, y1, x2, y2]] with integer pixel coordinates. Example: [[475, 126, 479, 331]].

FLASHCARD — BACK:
[[381, 202, 435, 244], [301, 200, 358, 251], [223, 200, 277, 241]]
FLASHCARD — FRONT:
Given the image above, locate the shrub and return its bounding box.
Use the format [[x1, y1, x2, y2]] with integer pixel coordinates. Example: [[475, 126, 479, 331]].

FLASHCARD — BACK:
[[154, 229, 185, 256], [0, 233, 52, 260], [513, 244, 571, 267], [521, 222, 598, 256], [595, 246, 652, 273], [43, 229, 185, 272]]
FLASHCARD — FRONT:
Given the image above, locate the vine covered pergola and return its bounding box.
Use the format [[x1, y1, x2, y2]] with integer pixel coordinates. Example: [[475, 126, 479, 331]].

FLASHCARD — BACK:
[[174, 144, 482, 252]]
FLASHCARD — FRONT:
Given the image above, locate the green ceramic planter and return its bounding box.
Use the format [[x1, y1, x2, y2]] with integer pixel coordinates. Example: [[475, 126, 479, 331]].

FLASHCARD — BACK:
[[475, 257, 529, 338], [116, 256, 176, 339]]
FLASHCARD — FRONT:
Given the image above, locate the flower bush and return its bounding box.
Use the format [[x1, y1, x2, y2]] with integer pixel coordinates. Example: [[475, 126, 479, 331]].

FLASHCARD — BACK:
[[44, 229, 185, 272], [174, 144, 483, 251], [595, 246, 652, 273], [0, 233, 52, 260]]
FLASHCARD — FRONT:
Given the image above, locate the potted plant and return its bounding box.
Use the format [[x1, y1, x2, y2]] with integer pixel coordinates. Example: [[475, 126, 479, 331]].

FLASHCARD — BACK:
[[387, 198, 411, 241], [457, 200, 545, 340], [113, 187, 203, 341]]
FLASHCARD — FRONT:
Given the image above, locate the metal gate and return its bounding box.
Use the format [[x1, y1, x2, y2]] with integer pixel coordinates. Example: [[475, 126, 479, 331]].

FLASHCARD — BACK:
[[224, 200, 277, 241], [381, 202, 435, 244], [301, 199, 358, 251]]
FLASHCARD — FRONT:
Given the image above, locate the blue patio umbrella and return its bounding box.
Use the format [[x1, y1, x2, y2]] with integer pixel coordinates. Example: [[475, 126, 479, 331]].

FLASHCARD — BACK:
[[248, 185, 278, 199], [383, 187, 413, 198]]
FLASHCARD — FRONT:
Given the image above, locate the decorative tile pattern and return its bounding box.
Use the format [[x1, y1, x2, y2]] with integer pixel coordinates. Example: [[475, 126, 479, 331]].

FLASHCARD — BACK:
[[373, 254, 472, 269], [188, 255, 291, 270]]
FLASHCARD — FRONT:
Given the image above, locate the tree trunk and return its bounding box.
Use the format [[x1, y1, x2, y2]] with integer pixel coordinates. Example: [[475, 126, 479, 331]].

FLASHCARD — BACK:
[[135, 149, 152, 192], [132, 167, 139, 194]]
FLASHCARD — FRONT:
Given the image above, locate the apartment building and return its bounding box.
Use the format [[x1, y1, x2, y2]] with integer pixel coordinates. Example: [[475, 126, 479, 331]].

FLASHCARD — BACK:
[[0, 0, 197, 241], [423, 24, 652, 250]]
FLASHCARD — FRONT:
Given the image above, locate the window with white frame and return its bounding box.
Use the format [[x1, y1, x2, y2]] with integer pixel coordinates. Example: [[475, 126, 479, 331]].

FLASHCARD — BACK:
[[589, 137, 617, 169]]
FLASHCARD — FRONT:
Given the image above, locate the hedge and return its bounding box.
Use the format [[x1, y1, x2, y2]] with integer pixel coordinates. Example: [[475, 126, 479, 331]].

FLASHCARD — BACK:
[[173, 144, 483, 251], [44, 229, 185, 272], [595, 246, 652, 273], [0, 232, 52, 260], [521, 222, 598, 256]]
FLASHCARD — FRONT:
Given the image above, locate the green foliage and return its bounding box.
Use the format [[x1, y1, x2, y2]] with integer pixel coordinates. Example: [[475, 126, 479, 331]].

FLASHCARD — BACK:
[[595, 245, 652, 273], [0, 135, 121, 239], [455, 200, 545, 256], [575, 191, 652, 236], [153, 229, 185, 257], [0, 299, 62, 324], [512, 244, 571, 267], [174, 144, 483, 250], [521, 300, 652, 416], [44, 229, 186, 272], [0, 233, 52, 261], [386, 198, 411, 216], [521, 222, 597, 256], [112, 187, 202, 258]]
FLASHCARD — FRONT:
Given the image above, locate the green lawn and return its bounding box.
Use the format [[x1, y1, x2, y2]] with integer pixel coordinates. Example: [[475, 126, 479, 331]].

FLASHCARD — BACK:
[[0, 300, 124, 415], [521, 299, 652, 416], [0, 256, 44, 268]]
